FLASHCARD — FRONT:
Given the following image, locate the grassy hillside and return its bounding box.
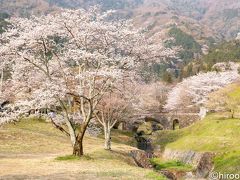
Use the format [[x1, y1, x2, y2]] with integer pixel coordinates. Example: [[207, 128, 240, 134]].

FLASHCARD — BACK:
[[152, 114, 240, 174], [0, 118, 165, 179], [206, 83, 240, 117]]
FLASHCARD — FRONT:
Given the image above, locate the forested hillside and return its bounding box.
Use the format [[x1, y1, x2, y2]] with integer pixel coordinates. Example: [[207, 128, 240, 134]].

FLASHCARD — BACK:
[[47, 0, 144, 9], [1, 0, 240, 39], [1, 0, 240, 83], [181, 40, 240, 78]]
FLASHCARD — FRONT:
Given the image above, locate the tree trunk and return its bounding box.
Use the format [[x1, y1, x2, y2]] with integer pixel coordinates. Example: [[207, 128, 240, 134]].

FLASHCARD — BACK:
[[73, 139, 83, 156], [104, 126, 111, 150], [0, 68, 3, 93], [72, 122, 89, 156], [231, 109, 235, 119]]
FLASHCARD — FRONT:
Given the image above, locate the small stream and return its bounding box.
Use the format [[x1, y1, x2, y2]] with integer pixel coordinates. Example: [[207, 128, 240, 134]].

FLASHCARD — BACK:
[[134, 133, 153, 153]]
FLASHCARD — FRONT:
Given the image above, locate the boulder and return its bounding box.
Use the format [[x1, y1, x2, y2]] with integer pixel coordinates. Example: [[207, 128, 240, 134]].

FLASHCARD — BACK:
[[162, 149, 215, 178], [130, 150, 153, 168], [196, 152, 215, 178], [137, 121, 153, 135], [137, 121, 164, 135]]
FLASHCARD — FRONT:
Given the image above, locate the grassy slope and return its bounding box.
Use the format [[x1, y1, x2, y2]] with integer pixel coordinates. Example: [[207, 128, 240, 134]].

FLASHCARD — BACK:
[[0, 119, 166, 180], [152, 114, 240, 174]]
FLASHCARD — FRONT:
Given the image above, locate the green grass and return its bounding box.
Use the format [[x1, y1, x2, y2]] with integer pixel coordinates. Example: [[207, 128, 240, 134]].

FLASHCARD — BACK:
[[150, 158, 193, 172], [214, 151, 240, 173], [0, 118, 166, 179], [0, 117, 71, 153], [228, 85, 240, 98], [146, 172, 167, 180], [153, 114, 240, 152], [152, 114, 240, 174]]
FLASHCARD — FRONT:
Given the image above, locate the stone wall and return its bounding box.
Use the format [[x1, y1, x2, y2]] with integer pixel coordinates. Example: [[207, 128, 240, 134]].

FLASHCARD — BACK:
[[163, 149, 215, 178]]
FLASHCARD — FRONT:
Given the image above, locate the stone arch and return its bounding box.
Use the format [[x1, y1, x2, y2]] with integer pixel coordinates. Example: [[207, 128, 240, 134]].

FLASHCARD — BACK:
[[113, 121, 126, 130], [173, 119, 180, 130]]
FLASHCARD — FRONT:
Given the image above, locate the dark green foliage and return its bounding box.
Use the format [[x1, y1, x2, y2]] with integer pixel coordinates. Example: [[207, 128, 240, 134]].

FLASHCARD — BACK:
[[223, 9, 239, 20], [154, 11, 167, 16], [203, 40, 240, 67], [168, 27, 201, 52], [179, 60, 208, 79], [206, 36, 216, 47], [179, 40, 240, 79], [139, 62, 176, 83], [166, 27, 201, 63], [0, 12, 10, 34], [0, 12, 10, 19], [162, 71, 173, 84]]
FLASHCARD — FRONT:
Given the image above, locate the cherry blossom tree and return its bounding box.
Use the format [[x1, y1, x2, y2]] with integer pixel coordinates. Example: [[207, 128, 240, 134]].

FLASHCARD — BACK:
[[137, 82, 169, 114], [0, 7, 174, 156], [94, 77, 142, 150], [164, 64, 240, 112], [95, 90, 131, 150]]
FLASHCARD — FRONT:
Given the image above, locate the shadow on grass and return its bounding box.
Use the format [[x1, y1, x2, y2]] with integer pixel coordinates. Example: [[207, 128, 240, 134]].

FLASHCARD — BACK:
[[55, 154, 93, 161], [55, 149, 131, 162]]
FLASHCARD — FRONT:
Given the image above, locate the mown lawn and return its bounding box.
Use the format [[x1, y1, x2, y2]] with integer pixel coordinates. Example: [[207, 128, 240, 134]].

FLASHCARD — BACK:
[[152, 114, 240, 174], [0, 118, 166, 180]]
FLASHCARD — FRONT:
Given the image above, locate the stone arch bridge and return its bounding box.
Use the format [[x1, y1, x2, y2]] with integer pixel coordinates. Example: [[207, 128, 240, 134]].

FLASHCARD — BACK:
[[141, 112, 201, 130]]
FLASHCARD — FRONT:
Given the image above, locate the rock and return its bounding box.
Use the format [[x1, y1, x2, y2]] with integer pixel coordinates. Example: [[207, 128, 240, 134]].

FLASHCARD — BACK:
[[153, 145, 162, 157], [236, 32, 240, 40], [160, 170, 177, 180], [152, 123, 164, 131], [137, 120, 164, 135], [160, 170, 188, 180], [130, 150, 153, 168], [137, 121, 153, 135], [196, 152, 215, 178], [163, 149, 202, 167], [162, 149, 215, 178]]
